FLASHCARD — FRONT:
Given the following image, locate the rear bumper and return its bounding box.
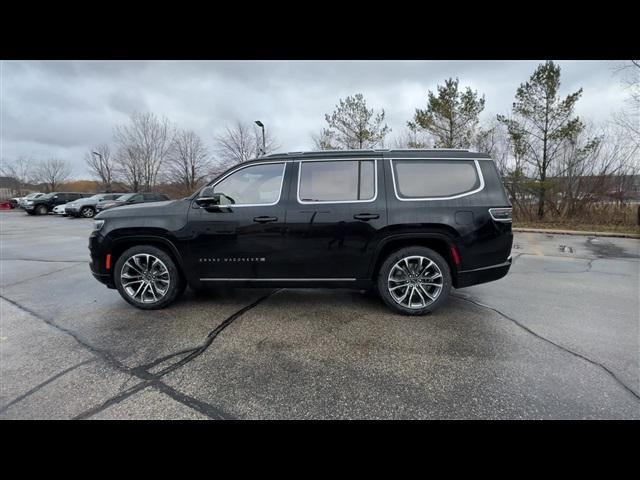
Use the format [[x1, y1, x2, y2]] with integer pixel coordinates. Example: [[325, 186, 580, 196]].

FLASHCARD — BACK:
[[454, 256, 512, 288]]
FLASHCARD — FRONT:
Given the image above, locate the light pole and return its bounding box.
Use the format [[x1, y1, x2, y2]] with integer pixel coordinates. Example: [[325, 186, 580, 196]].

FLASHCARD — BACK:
[[254, 120, 265, 156]]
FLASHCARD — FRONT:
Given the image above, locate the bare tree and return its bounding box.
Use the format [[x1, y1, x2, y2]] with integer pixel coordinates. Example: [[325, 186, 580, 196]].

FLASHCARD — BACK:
[[213, 121, 279, 172], [311, 128, 338, 151], [612, 60, 640, 150], [85, 144, 115, 192], [114, 146, 143, 193], [33, 158, 72, 192], [0, 156, 35, 195], [474, 119, 512, 176], [391, 125, 431, 149], [113, 112, 175, 192], [166, 129, 211, 195]]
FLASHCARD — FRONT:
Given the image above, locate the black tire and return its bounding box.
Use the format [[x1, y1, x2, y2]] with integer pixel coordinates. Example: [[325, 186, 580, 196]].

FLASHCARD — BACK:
[[113, 245, 184, 310], [377, 246, 452, 316], [35, 205, 48, 215], [80, 206, 95, 218]]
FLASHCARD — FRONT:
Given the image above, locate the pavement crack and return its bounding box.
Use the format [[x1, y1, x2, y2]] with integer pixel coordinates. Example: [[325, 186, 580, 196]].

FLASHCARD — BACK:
[[141, 289, 281, 378], [1, 294, 235, 420], [0, 359, 95, 415], [152, 382, 234, 419], [73, 381, 150, 419], [1, 294, 129, 372], [452, 294, 640, 402], [2, 262, 84, 288], [3, 258, 86, 263]]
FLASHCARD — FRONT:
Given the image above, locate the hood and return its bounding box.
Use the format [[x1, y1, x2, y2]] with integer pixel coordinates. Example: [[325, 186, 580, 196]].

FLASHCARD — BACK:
[[95, 200, 179, 219]]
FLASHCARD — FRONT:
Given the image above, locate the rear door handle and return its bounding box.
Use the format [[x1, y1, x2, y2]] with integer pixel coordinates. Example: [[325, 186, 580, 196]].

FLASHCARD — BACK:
[[353, 213, 380, 221], [253, 216, 278, 223]]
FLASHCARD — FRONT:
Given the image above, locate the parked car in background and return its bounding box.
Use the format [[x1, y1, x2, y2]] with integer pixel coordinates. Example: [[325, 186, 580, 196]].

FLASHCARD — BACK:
[[96, 192, 170, 213], [25, 192, 91, 215], [18, 193, 44, 209], [89, 149, 513, 314], [53, 204, 69, 216], [65, 193, 127, 218]]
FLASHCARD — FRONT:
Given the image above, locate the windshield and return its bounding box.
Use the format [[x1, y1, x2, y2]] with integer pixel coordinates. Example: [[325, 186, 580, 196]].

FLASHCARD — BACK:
[[40, 193, 56, 199]]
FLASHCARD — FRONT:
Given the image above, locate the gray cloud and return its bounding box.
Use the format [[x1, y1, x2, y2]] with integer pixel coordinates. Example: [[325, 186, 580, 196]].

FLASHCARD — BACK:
[[0, 60, 628, 177]]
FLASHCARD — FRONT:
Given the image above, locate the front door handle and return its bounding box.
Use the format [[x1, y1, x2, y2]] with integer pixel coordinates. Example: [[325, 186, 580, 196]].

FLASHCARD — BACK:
[[353, 213, 380, 221], [253, 216, 278, 223]]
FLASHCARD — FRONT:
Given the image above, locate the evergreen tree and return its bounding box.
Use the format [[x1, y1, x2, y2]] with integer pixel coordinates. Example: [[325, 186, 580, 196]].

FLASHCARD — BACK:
[[409, 77, 485, 149], [498, 61, 586, 218]]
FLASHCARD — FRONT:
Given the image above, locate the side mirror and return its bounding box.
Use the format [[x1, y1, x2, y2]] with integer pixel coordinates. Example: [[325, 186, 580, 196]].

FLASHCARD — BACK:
[[195, 187, 221, 208]]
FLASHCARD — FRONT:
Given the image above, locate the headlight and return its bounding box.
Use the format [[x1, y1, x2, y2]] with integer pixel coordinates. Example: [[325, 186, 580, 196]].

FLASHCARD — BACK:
[[93, 220, 105, 231], [26, 200, 34, 205]]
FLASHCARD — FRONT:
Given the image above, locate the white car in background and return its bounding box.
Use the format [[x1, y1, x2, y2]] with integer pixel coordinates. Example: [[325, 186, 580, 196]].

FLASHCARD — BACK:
[[52, 204, 69, 216]]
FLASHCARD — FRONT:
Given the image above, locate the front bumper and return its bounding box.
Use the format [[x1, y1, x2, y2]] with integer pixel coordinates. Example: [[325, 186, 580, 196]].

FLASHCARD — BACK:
[[89, 232, 116, 288], [65, 206, 80, 215], [455, 256, 512, 288]]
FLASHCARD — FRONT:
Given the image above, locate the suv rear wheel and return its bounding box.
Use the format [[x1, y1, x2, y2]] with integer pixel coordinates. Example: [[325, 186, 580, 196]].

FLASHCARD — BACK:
[[377, 246, 452, 316], [80, 206, 95, 218], [114, 245, 184, 310]]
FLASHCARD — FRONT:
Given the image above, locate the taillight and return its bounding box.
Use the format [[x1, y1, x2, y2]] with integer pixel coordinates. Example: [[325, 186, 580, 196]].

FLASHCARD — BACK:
[[489, 207, 512, 222], [105, 254, 112, 270], [450, 246, 461, 266]]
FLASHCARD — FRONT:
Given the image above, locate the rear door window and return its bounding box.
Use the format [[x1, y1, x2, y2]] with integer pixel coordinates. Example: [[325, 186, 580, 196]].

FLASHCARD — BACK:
[[298, 160, 376, 203], [391, 160, 482, 199]]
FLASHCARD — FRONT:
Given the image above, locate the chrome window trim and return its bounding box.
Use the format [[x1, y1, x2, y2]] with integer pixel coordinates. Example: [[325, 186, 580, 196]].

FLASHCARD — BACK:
[[199, 161, 288, 208], [296, 158, 378, 205], [389, 158, 485, 201]]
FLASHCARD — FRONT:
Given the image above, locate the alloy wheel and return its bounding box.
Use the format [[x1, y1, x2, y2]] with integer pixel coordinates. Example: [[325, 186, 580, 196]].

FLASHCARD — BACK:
[[120, 254, 171, 304], [387, 255, 443, 309]]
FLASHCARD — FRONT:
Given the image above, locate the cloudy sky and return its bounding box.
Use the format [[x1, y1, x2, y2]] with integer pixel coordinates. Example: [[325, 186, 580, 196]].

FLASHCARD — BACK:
[[1, 60, 629, 177]]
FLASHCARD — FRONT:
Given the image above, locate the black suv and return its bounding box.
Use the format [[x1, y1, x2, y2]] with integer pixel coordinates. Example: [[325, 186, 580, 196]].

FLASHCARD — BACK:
[[90, 150, 513, 315], [25, 192, 91, 215], [95, 192, 170, 213]]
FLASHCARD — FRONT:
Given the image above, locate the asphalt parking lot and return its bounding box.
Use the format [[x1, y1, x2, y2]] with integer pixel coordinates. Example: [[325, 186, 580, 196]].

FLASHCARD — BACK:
[[1, 210, 638, 419]]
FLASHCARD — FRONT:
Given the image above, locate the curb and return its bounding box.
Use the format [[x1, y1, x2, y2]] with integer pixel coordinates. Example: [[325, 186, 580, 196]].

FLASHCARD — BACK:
[[513, 227, 640, 239]]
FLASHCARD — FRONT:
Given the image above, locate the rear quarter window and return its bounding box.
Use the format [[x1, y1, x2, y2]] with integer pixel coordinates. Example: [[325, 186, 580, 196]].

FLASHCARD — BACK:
[[391, 160, 482, 199]]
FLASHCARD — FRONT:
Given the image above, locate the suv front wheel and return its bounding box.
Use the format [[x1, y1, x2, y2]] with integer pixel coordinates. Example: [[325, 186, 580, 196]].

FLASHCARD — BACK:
[[377, 246, 452, 316], [114, 245, 184, 310]]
